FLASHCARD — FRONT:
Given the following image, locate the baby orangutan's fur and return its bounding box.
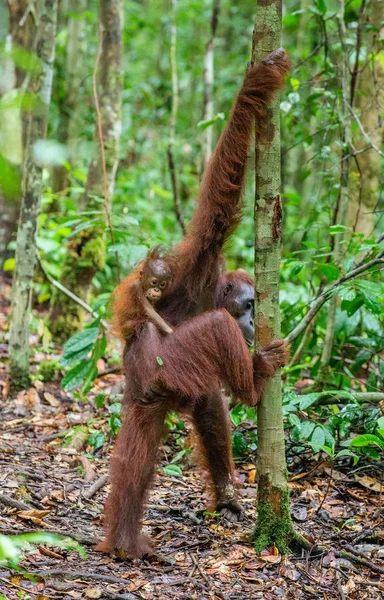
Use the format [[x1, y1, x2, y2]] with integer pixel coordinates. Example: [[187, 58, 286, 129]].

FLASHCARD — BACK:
[[97, 48, 290, 560], [112, 247, 174, 343]]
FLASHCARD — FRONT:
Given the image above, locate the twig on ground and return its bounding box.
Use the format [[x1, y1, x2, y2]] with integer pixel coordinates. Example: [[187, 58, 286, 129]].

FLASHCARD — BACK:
[[6, 568, 134, 586], [83, 474, 108, 500], [0, 494, 30, 511], [335, 548, 384, 575]]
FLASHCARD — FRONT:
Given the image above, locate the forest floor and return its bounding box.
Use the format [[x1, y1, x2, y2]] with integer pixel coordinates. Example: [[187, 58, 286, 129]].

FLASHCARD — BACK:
[[1, 282, 384, 600]]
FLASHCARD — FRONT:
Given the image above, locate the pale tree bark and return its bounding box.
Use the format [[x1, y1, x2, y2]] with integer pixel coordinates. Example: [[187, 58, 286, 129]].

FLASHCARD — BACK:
[[49, 0, 122, 341], [8, 0, 58, 391], [252, 2, 297, 553], [201, 0, 220, 172], [311, 0, 352, 390], [0, 0, 34, 269], [348, 0, 384, 235], [52, 0, 87, 193]]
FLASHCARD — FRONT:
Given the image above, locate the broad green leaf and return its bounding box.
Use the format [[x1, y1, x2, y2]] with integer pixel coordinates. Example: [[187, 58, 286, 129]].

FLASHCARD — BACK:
[[350, 434, 384, 449], [62, 360, 93, 390], [299, 394, 319, 410], [60, 344, 94, 367], [163, 464, 183, 477], [63, 328, 99, 356], [298, 421, 316, 439], [311, 426, 326, 448]]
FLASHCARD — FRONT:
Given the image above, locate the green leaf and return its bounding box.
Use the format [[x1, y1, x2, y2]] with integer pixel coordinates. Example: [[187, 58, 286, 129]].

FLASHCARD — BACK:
[[310, 426, 326, 448], [170, 449, 188, 464], [321, 264, 339, 281], [156, 356, 164, 366], [298, 421, 316, 439], [3, 258, 15, 271], [63, 328, 99, 357], [88, 431, 106, 450], [93, 335, 107, 360], [81, 360, 98, 394], [163, 464, 183, 477], [109, 414, 121, 435], [317, 0, 327, 14], [62, 360, 93, 391], [299, 393, 319, 410], [329, 225, 348, 234], [336, 449, 359, 464], [232, 431, 248, 457], [60, 344, 94, 367], [197, 112, 225, 129], [108, 402, 122, 415], [362, 447, 381, 460], [350, 434, 384, 449]]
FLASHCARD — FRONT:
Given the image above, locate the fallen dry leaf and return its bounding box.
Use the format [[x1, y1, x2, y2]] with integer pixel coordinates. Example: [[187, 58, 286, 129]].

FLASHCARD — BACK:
[[354, 474, 382, 493]]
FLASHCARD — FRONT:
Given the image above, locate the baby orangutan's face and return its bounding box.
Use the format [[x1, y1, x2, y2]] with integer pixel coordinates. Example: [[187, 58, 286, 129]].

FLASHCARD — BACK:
[[140, 259, 172, 304]]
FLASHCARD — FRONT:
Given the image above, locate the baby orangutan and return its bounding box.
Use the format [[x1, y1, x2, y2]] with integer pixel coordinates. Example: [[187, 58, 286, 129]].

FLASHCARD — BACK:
[[112, 247, 174, 344]]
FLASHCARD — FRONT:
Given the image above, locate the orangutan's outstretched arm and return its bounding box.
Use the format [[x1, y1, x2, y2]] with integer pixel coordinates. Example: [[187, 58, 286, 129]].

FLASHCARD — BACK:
[[176, 49, 290, 288]]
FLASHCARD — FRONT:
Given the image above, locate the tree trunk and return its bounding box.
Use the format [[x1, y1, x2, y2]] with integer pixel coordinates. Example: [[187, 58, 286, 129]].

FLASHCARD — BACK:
[[252, 3, 295, 554], [8, 0, 58, 391], [312, 0, 352, 390], [0, 1, 34, 269], [201, 0, 220, 172], [52, 0, 87, 193], [348, 0, 384, 235], [49, 0, 122, 342]]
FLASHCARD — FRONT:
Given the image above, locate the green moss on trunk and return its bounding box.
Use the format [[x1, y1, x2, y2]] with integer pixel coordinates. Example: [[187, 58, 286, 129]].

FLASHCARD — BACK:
[[254, 479, 293, 554]]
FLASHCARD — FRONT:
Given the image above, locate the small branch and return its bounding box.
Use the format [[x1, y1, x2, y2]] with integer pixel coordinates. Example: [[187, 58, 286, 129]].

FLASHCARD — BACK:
[[312, 391, 384, 406], [38, 258, 108, 329], [82, 474, 108, 500], [93, 24, 120, 282], [0, 494, 30, 511], [6, 568, 136, 587], [167, 147, 185, 234], [345, 99, 384, 159], [335, 548, 384, 575], [288, 315, 316, 367], [285, 251, 384, 344]]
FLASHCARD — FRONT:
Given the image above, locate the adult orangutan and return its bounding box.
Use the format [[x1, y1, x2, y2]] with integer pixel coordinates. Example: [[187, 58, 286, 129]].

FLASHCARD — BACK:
[[96, 48, 290, 559]]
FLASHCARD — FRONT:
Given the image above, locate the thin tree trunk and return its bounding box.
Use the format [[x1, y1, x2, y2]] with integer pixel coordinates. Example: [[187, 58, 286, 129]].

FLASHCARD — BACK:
[[252, 5, 296, 553], [1, 1, 35, 269], [8, 0, 58, 391], [312, 0, 351, 389], [348, 0, 384, 235], [201, 0, 220, 172], [49, 0, 122, 341], [167, 0, 185, 234], [52, 0, 87, 193]]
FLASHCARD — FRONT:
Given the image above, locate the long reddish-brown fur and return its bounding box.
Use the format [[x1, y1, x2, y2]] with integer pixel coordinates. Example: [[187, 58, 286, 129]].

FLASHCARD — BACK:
[[111, 246, 173, 343], [97, 49, 290, 559]]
